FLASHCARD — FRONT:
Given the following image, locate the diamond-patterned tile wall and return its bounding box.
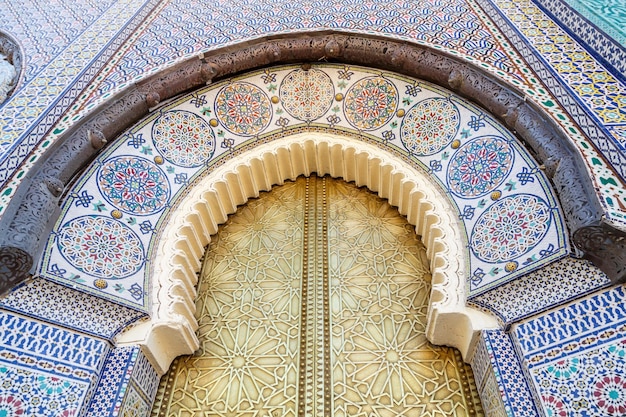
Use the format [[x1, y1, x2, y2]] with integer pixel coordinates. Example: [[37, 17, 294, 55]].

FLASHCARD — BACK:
[[87, 346, 159, 417], [471, 330, 540, 416], [469, 257, 611, 325], [0, 278, 146, 340]]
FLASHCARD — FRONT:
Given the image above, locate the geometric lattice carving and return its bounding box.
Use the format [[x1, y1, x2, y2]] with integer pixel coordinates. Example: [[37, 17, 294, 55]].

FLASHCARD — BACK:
[[152, 176, 482, 416]]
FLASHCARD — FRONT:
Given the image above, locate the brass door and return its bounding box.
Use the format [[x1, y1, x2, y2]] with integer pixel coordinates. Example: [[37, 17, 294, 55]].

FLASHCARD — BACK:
[[152, 176, 482, 417]]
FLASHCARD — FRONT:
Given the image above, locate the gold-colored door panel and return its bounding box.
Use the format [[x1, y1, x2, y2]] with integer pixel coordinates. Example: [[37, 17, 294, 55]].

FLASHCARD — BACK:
[[152, 176, 482, 417]]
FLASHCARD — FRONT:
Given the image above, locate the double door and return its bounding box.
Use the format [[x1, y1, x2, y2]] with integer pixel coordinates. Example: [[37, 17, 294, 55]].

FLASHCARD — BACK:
[[152, 176, 481, 417]]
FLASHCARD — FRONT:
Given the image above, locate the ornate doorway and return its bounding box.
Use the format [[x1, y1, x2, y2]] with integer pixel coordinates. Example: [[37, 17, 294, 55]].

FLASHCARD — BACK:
[[152, 176, 482, 416]]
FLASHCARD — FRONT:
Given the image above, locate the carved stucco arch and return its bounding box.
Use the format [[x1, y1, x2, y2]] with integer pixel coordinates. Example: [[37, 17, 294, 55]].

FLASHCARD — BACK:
[[0, 32, 620, 379], [0, 32, 612, 295], [117, 133, 498, 375]]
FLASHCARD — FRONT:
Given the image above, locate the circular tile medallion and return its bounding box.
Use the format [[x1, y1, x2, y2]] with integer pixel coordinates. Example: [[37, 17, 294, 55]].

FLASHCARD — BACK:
[[56, 215, 144, 279], [98, 156, 170, 215], [400, 98, 460, 156], [471, 194, 551, 263], [344, 76, 398, 131], [152, 110, 215, 167], [447, 136, 514, 198], [280, 68, 334, 121], [215, 82, 272, 136]]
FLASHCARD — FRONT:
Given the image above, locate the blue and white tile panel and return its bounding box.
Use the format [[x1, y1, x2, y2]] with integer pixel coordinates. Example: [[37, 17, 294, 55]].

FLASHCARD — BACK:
[[87, 346, 159, 417], [0, 310, 110, 416], [0, 278, 146, 340], [471, 330, 540, 416], [468, 257, 611, 326], [532, 0, 626, 80], [512, 285, 626, 417], [0, 0, 156, 193]]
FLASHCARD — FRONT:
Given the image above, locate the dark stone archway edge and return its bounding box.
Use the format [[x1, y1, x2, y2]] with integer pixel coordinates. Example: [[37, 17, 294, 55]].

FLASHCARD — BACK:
[[1, 30, 622, 294]]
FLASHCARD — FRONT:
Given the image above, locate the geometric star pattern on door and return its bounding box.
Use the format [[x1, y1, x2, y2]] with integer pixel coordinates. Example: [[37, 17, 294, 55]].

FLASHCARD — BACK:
[[152, 176, 482, 416]]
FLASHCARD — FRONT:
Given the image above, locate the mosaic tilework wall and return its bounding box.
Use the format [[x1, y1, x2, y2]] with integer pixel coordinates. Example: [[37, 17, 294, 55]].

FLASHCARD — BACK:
[[494, 0, 626, 178], [0, 278, 146, 340], [0, 0, 116, 85], [1, 0, 625, 233], [512, 285, 626, 416], [0, 0, 532, 206], [533, 0, 626, 78], [0, 0, 156, 198], [93, 0, 528, 98], [89, 0, 626, 223], [469, 257, 611, 326], [471, 330, 540, 416], [37, 64, 568, 309], [477, 0, 626, 228], [565, 0, 626, 46], [554, 0, 626, 45], [0, 310, 111, 416], [87, 346, 159, 417]]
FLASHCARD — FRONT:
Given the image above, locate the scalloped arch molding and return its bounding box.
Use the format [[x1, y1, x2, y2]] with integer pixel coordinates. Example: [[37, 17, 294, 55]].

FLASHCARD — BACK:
[[117, 133, 498, 374]]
